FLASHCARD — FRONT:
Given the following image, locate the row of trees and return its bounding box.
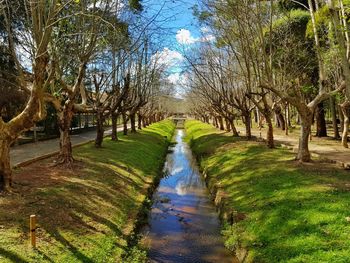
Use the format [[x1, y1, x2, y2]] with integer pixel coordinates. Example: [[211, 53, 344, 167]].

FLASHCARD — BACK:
[[186, 0, 350, 162], [0, 0, 173, 190]]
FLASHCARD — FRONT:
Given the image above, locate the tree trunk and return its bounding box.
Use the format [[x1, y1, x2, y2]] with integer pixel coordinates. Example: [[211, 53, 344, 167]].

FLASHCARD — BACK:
[[266, 116, 274, 148], [341, 101, 350, 148], [59, 126, 73, 164], [275, 113, 280, 128], [130, 112, 136, 133], [225, 118, 231, 132], [254, 108, 258, 123], [138, 113, 142, 130], [285, 104, 289, 135], [58, 107, 74, 164], [244, 114, 252, 139], [297, 117, 312, 162], [122, 113, 128, 135], [315, 102, 327, 137], [95, 111, 105, 148], [214, 117, 218, 128], [230, 119, 239, 137], [111, 113, 118, 141], [0, 139, 12, 190], [330, 97, 340, 139], [274, 106, 286, 130], [218, 116, 224, 130], [339, 104, 344, 133]]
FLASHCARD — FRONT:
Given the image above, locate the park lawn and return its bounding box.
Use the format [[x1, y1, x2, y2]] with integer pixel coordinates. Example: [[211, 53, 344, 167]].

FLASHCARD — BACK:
[[185, 120, 350, 263], [0, 120, 175, 263]]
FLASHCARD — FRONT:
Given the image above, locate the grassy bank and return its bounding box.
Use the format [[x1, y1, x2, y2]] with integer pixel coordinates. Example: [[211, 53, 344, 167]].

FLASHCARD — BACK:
[[0, 120, 175, 263], [185, 120, 350, 262]]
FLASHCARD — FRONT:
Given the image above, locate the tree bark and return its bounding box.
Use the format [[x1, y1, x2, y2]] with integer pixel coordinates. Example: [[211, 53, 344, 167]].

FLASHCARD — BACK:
[[0, 139, 12, 190], [297, 118, 312, 162], [285, 104, 289, 135], [130, 112, 136, 133], [59, 126, 73, 164], [212, 117, 216, 127], [315, 102, 327, 137], [266, 116, 274, 148], [95, 111, 105, 148], [122, 113, 128, 135], [138, 113, 142, 130], [330, 97, 340, 139], [230, 119, 239, 137], [111, 113, 118, 141], [57, 107, 74, 164], [339, 104, 344, 133], [341, 101, 350, 148], [218, 116, 224, 130], [225, 118, 231, 132], [214, 117, 219, 128], [274, 105, 285, 130], [244, 114, 252, 139], [254, 108, 259, 123]]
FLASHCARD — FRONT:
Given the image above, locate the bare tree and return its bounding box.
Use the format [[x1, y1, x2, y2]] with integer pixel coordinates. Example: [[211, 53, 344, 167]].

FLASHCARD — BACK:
[[0, 0, 63, 189]]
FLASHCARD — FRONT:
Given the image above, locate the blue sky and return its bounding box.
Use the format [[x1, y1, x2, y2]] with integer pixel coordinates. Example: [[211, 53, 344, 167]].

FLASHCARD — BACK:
[[144, 0, 201, 48], [141, 0, 214, 95]]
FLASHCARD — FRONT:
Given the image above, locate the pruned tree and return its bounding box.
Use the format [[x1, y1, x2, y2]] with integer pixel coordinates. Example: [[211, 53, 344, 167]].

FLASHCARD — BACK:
[[0, 0, 64, 189]]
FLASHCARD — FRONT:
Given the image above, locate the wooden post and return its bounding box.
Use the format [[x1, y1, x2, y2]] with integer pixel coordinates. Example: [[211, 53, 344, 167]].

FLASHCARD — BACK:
[[30, 215, 36, 248]]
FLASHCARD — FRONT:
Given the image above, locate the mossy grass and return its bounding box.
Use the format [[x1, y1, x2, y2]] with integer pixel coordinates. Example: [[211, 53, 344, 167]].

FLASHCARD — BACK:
[[185, 120, 350, 262], [0, 120, 175, 263]]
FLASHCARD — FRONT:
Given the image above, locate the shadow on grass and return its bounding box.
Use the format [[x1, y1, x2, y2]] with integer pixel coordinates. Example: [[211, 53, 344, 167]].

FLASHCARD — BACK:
[[0, 248, 28, 263], [186, 120, 350, 262], [0, 120, 175, 262]]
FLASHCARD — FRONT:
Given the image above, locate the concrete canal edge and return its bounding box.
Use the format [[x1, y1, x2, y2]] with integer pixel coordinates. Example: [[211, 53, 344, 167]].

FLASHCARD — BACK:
[[186, 143, 249, 262]]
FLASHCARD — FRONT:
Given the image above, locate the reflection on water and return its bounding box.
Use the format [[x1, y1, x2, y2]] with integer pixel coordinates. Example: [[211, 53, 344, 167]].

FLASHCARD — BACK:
[[142, 130, 236, 263]]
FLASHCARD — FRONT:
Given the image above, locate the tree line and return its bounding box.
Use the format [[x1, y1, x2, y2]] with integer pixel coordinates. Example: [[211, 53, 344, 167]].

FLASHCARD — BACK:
[[0, 0, 174, 190], [186, 0, 350, 162]]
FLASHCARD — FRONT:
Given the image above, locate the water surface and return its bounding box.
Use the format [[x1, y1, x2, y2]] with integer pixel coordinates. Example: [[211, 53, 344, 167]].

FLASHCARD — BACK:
[[142, 129, 235, 263]]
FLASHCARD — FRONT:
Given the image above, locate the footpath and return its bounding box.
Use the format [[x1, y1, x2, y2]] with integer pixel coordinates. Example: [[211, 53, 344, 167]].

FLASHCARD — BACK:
[[10, 128, 114, 167], [236, 125, 350, 168]]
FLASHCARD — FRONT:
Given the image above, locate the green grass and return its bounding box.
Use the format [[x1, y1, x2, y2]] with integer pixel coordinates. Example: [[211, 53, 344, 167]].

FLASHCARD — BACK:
[[0, 120, 175, 263], [185, 120, 350, 263]]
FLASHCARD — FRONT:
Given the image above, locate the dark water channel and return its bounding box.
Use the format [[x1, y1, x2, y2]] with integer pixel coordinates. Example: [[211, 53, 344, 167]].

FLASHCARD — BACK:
[[142, 129, 235, 263]]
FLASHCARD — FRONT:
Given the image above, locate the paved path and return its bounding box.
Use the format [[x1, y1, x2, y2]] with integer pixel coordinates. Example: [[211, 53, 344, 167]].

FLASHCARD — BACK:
[[237, 125, 350, 168], [11, 127, 117, 167]]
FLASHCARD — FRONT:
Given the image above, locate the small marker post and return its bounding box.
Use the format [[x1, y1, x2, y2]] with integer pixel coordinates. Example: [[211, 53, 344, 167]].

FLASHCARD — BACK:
[[30, 215, 36, 248]]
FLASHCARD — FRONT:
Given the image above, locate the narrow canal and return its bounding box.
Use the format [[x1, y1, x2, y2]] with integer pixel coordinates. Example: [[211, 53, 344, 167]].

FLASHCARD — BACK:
[[142, 129, 235, 263]]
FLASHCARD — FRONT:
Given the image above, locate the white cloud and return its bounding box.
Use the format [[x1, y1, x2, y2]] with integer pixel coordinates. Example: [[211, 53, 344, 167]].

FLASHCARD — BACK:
[[176, 29, 198, 45], [176, 28, 215, 45], [200, 26, 210, 34], [201, 34, 215, 42], [167, 72, 190, 98], [153, 48, 184, 69], [168, 73, 181, 84], [167, 72, 189, 86]]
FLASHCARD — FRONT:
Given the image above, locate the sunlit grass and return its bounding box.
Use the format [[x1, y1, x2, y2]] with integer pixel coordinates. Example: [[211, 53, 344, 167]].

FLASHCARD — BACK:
[[185, 120, 350, 263], [0, 120, 175, 263]]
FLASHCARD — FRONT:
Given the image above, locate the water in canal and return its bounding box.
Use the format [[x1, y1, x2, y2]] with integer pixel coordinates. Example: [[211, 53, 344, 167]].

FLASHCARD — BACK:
[[142, 129, 234, 263]]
